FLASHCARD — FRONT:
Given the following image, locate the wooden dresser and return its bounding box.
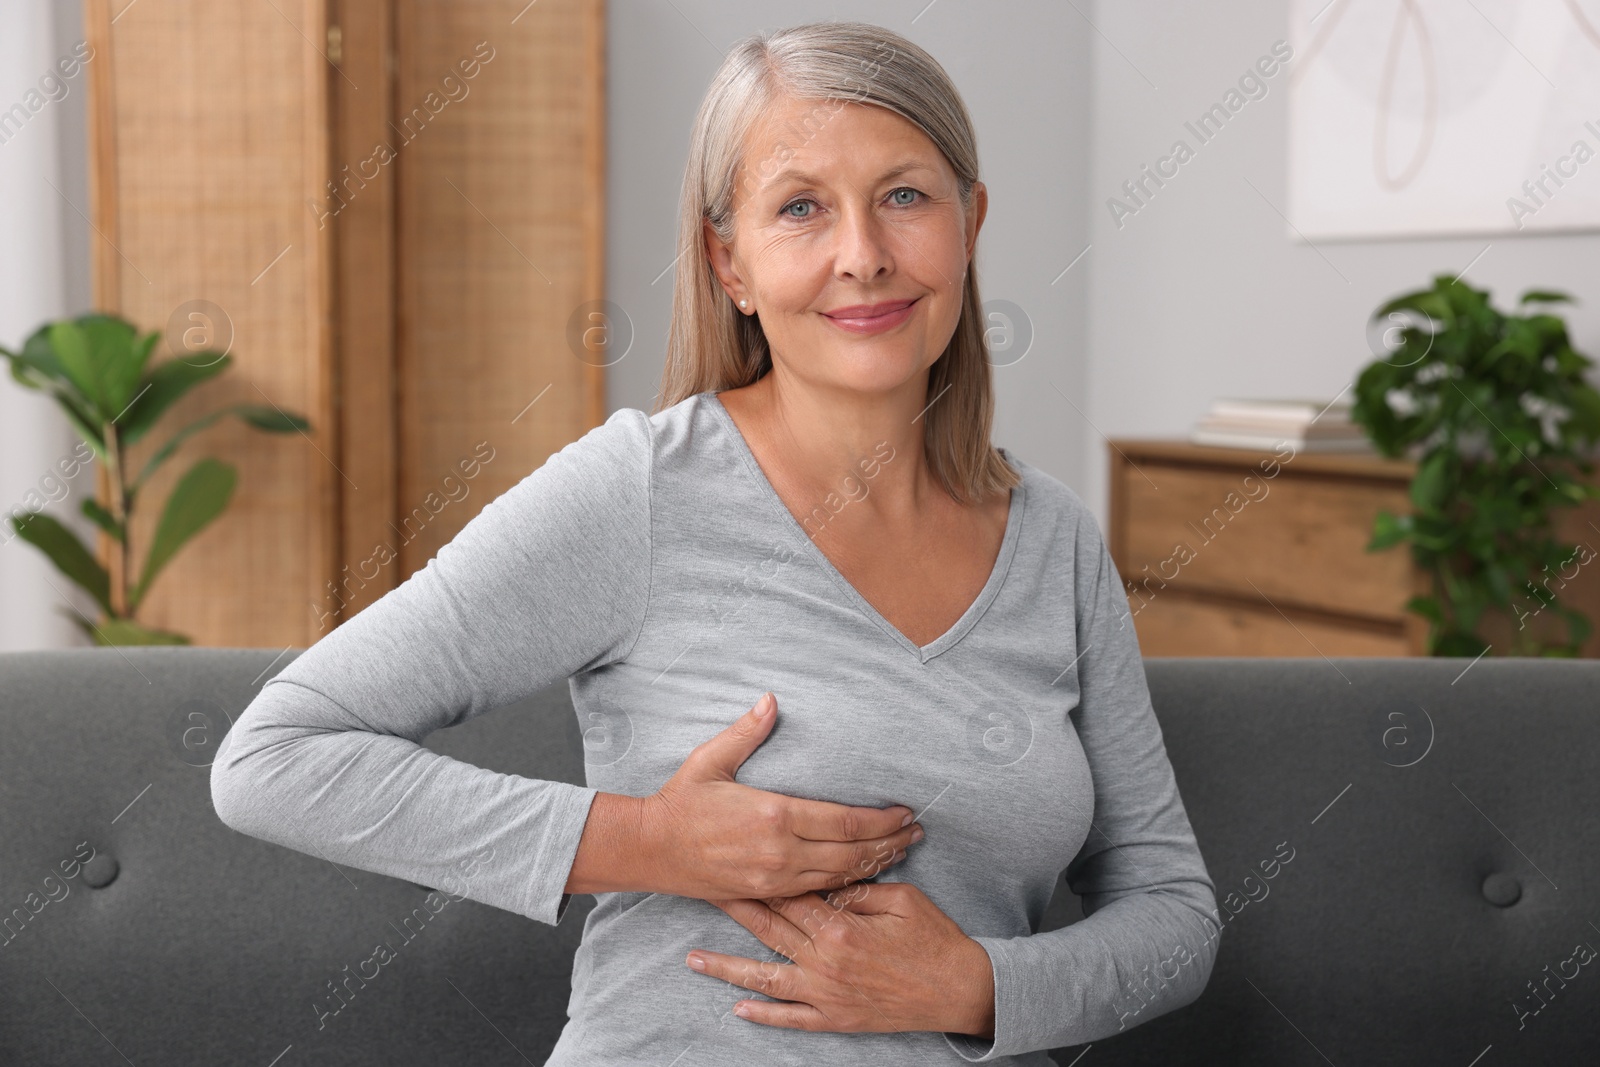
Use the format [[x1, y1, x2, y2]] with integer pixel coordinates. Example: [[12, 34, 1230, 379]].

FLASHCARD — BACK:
[[1106, 439, 1600, 658]]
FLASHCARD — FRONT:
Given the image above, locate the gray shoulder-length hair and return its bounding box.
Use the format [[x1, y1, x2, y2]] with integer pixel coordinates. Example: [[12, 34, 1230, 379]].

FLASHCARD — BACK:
[[654, 19, 1018, 507]]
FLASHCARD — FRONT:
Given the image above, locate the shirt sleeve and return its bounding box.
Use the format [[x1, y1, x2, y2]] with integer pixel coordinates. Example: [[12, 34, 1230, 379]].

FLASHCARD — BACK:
[[943, 495, 1221, 1061], [209, 407, 654, 927]]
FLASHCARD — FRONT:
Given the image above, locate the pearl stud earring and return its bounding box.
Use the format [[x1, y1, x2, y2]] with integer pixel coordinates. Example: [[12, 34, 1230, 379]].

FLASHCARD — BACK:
[[739, 299, 748, 308]]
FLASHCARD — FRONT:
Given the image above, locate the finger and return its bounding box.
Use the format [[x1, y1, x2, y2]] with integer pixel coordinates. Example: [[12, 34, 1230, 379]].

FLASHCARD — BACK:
[[820, 885, 872, 913], [764, 891, 851, 939], [823, 879, 908, 915], [787, 797, 915, 842], [796, 834, 913, 889], [731, 997, 833, 1031], [686, 949, 804, 1001], [710, 896, 814, 961], [685, 693, 778, 779]]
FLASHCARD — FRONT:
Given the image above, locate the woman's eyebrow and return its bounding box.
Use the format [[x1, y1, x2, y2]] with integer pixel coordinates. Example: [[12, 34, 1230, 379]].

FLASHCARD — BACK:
[[764, 160, 935, 190]]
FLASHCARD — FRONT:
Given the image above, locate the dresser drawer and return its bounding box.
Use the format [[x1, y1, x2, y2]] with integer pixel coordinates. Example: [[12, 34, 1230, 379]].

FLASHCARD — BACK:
[[1128, 590, 1410, 657], [1118, 460, 1414, 622]]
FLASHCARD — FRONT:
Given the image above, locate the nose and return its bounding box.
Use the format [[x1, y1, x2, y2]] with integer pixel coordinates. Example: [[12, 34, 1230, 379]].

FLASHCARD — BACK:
[[831, 199, 894, 282]]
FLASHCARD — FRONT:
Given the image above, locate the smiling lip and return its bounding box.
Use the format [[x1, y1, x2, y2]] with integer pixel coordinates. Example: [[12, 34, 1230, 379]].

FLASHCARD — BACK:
[[825, 299, 917, 319], [822, 298, 919, 334]]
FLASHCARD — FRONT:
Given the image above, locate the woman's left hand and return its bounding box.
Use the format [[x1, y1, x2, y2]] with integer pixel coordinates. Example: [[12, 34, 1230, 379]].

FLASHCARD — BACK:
[[687, 880, 996, 1038]]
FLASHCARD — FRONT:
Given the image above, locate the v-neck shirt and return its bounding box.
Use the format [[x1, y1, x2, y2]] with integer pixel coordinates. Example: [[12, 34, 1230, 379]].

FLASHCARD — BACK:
[[705, 391, 1026, 662], [211, 388, 1221, 1065]]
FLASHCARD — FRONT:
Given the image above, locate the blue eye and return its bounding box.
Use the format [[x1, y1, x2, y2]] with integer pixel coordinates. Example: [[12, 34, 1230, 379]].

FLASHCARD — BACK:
[[778, 187, 924, 219]]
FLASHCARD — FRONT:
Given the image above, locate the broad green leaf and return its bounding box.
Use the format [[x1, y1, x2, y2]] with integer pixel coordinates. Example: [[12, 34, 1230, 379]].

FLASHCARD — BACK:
[[1478, 338, 1510, 370], [1438, 564, 1469, 606], [133, 409, 230, 491], [1525, 314, 1571, 351], [132, 404, 309, 491], [48, 321, 107, 416], [1518, 289, 1573, 305], [8, 511, 113, 615], [1437, 276, 1490, 319], [91, 618, 192, 647], [51, 391, 108, 460], [1564, 606, 1593, 646], [1483, 562, 1512, 605], [76, 314, 144, 419], [1567, 386, 1600, 439], [117, 356, 231, 445], [1410, 450, 1450, 510], [1483, 323, 1537, 367], [131, 457, 236, 610], [1366, 510, 1412, 551], [22, 322, 67, 376], [1455, 597, 1488, 633], [235, 404, 310, 433], [1434, 630, 1490, 658], [80, 498, 123, 542], [1404, 594, 1445, 624], [130, 329, 161, 382], [2, 322, 71, 393], [4, 347, 43, 390], [1373, 290, 1453, 329], [1410, 529, 1454, 552]]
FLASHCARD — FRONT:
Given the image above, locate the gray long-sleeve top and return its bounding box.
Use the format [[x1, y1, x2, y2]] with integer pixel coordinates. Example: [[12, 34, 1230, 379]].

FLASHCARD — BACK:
[[210, 389, 1221, 1065]]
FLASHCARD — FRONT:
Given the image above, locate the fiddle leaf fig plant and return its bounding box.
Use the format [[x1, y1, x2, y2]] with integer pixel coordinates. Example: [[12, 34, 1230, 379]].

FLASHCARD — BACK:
[[1352, 275, 1600, 657], [1, 312, 310, 645]]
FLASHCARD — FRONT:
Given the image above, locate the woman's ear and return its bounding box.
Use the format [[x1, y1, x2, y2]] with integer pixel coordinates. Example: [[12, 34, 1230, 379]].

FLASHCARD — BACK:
[[702, 217, 744, 306], [965, 180, 988, 260]]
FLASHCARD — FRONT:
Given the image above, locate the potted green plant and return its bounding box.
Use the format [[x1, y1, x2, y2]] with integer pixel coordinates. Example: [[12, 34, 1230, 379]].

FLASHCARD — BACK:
[[1, 312, 309, 645], [1352, 275, 1600, 657]]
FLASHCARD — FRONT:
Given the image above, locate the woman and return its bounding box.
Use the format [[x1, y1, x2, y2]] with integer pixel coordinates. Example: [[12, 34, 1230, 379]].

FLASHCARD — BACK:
[[211, 20, 1220, 1066]]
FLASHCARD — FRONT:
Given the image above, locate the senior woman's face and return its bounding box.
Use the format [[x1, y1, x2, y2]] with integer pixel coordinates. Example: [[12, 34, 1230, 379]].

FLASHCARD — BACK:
[[706, 94, 984, 395]]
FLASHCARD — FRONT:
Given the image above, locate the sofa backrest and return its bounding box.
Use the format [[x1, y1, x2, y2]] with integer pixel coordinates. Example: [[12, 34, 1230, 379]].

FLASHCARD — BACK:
[[0, 649, 1594, 1065], [1065, 655, 1600, 1066], [1, 647, 588, 1066]]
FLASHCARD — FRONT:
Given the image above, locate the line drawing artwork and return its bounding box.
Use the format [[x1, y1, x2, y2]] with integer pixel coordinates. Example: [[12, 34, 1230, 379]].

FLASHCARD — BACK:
[[1286, 0, 1600, 239]]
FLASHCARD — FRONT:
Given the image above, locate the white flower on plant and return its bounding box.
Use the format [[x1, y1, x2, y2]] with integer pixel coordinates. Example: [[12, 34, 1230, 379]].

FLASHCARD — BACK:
[[1415, 361, 1452, 384], [1520, 393, 1569, 447], [1385, 389, 1419, 416]]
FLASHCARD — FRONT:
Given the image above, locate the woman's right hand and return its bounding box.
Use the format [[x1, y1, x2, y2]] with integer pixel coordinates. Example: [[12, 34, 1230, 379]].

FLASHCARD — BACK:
[[637, 692, 924, 901]]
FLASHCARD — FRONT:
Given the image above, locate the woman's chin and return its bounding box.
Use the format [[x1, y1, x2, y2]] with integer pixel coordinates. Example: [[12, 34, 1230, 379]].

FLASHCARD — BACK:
[[814, 354, 936, 394]]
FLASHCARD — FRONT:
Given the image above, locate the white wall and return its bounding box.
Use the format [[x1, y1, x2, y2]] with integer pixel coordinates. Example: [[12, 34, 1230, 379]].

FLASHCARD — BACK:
[[0, 0, 97, 652], [1081, 0, 1600, 529]]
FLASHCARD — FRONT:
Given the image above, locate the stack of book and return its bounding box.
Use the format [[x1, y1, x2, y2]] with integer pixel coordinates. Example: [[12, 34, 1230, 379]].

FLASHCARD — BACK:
[[1190, 397, 1374, 451]]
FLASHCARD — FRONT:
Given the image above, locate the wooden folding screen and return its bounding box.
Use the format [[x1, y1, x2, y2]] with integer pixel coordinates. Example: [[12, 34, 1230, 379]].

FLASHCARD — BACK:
[[83, 0, 606, 646]]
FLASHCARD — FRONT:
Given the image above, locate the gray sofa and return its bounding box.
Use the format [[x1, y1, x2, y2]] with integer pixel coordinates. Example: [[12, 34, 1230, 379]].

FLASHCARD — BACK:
[[1, 648, 1595, 1065]]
